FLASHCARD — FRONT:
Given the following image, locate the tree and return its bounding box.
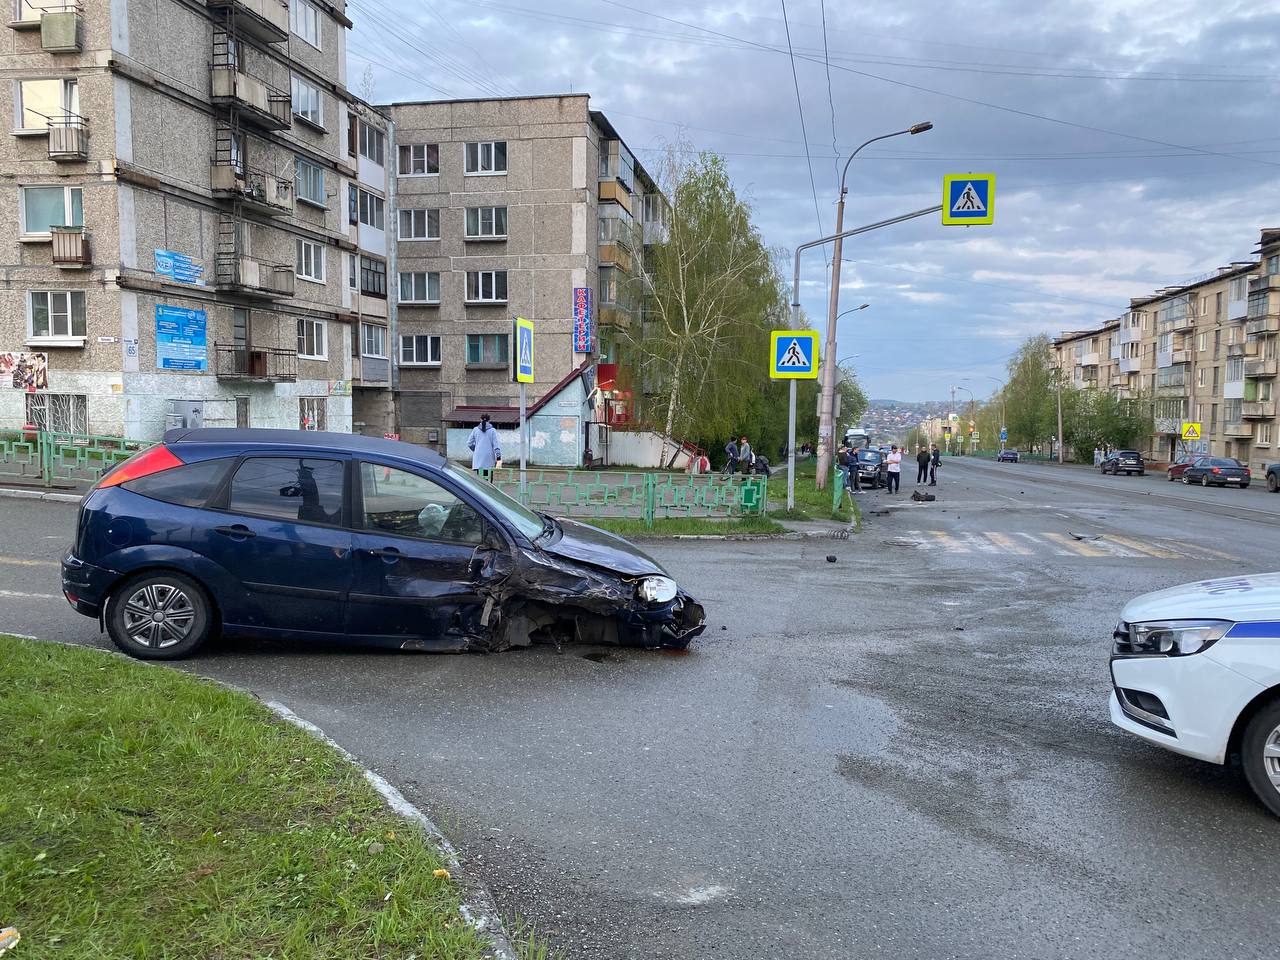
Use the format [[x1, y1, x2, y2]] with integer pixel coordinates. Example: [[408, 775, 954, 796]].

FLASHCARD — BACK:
[[1003, 335, 1059, 448], [1062, 388, 1153, 462]]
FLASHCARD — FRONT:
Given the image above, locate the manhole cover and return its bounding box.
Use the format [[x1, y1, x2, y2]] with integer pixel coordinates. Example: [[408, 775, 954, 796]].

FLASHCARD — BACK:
[[882, 537, 924, 548]]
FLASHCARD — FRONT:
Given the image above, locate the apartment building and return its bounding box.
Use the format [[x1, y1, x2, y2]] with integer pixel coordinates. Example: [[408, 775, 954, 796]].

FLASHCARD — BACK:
[[384, 94, 665, 463], [0, 0, 383, 439], [1053, 227, 1280, 470]]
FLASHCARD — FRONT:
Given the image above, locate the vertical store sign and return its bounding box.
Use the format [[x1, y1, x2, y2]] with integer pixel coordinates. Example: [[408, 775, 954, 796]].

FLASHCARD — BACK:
[[155, 305, 208, 371], [573, 286, 593, 353]]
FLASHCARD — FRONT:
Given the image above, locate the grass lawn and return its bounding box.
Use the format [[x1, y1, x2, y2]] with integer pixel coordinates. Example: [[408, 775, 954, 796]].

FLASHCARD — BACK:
[[589, 515, 786, 537], [770, 459, 856, 524], [0, 635, 497, 959]]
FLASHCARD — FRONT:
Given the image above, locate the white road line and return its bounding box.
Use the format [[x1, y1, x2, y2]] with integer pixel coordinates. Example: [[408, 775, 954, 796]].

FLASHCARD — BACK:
[[0, 556, 59, 568], [0, 589, 59, 600]]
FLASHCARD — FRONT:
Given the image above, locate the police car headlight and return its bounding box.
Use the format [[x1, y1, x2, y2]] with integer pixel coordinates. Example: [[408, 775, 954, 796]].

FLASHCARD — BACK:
[[637, 576, 678, 604], [1121, 619, 1232, 656]]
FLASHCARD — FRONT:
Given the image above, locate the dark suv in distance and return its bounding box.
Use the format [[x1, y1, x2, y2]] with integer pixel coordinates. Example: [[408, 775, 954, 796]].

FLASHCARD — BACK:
[[852, 448, 887, 488], [62, 429, 706, 660], [1100, 450, 1145, 476]]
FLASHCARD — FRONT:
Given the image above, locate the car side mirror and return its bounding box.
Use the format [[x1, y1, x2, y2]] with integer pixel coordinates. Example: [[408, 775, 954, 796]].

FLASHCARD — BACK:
[[482, 523, 506, 551]]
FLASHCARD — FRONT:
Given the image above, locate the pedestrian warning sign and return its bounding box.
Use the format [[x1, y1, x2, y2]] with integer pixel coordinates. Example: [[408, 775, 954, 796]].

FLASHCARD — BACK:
[[513, 317, 534, 384], [770, 330, 820, 380], [1181, 421, 1202, 441], [942, 173, 995, 226]]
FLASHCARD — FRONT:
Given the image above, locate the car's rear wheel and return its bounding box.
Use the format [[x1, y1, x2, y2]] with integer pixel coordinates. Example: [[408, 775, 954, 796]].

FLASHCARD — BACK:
[[1269, 473, 1279, 493], [1167, 471, 1175, 482], [1242, 483, 1251, 489], [106, 571, 213, 660], [1202, 475, 1211, 487], [1181, 474, 1190, 484], [1241, 699, 1280, 818]]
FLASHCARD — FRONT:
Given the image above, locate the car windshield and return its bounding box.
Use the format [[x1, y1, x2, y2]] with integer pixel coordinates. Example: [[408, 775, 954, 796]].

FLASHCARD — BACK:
[[443, 463, 545, 540], [857, 451, 882, 463]]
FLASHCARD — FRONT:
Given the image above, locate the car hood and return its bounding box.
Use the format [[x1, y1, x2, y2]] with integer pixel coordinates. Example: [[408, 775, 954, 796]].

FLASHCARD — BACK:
[[1121, 572, 1280, 623], [539, 518, 668, 578]]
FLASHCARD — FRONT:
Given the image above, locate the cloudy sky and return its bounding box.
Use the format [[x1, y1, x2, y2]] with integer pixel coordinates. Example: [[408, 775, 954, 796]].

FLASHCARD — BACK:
[[348, 0, 1280, 402]]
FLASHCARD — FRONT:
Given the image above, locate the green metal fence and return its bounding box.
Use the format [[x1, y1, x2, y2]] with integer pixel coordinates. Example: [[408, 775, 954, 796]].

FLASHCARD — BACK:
[[480, 467, 768, 527], [0, 430, 147, 489]]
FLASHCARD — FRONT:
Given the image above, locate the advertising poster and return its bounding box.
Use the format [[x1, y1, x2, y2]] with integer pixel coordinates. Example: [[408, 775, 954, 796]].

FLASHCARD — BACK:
[[573, 286, 593, 353], [155, 249, 206, 286], [155, 305, 208, 371], [0, 352, 49, 390]]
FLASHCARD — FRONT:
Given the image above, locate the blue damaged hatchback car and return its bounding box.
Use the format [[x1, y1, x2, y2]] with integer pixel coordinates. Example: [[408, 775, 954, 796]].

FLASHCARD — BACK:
[[62, 429, 705, 660]]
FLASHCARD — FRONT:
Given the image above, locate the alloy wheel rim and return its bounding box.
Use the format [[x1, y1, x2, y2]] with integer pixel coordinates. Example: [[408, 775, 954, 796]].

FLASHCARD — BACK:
[[1263, 725, 1280, 792], [123, 583, 195, 649]]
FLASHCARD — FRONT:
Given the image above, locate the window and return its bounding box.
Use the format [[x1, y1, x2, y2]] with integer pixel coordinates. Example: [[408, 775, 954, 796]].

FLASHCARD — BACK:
[[15, 79, 77, 131], [229, 457, 343, 523], [122, 457, 234, 508], [358, 189, 384, 230], [21, 185, 83, 236], [1260, 423, 1273, 446], [1197, 368, 1206, 388], [598, 265, 617, 305], [25, 393, 87, 434], [398, 271, 440, 303], [465, 206, 507, 239], [466, 333, 508, 365], [358, 121, 385, 165], [400, 334, 442, 365], [1230, 276, 1248, 301], [299, 399, 327, 432], [348, 183, 358, 225], [1225, 398, 1243, 422], [294, 158, 325, 207], [361, 323, 387, 358], [291, 76, 323, 127], [297, 316, 326, 358], [398, 143, 439, 176], [464, 140, 507, 174], [28, 291, 86, 340], [359, 463, 484, 544], [1227, 357, 1245, 382], [347, 253, 358, 291], [398, 208, 439, 240], [295, 239, 325, 283], [1269, 255, 1280, 276], [465, 270, 507, 303], [360, 256, 387, 297], [290, 0, 321, 48], [347, 109, 357, 157]]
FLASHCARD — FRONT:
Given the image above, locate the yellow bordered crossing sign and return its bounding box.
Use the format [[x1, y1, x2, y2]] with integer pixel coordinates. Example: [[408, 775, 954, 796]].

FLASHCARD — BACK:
[[513, 317, 534, 384], [942, 173, 995, 226], [770, 330, 820, 380], [1181, 421, 1202, 441]]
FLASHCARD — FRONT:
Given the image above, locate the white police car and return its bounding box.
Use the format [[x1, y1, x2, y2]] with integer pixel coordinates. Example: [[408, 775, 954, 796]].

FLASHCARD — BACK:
[[1110, 573, 1280, 815]]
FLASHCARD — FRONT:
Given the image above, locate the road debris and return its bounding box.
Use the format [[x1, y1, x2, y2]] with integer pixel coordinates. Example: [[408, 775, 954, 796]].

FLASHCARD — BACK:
[[0, 928, 18, 956]]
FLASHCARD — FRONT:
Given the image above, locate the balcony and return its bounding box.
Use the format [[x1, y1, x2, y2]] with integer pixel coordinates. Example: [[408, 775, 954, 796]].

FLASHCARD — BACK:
[[1246, 316, 1280, 336], [1079, 351, 1100, 367], [1246, 359, 1278, 379], [216, 255, 294, 299], [210, 65, 291, 131], [46, 114, 87, 161], [210, 163, 294, 216], [1224, 421, 1253, 438], [11, 2, 82, 50], [213, 343, 297, 382], [598, 241, 633, 273], [598, 180, 632, 213], [51, 225, 89, 267], [205, 0, 288, 43], [1228, 342, 1249, 358], [356, 355, 390, 386], [1170, 349, 1191, 365], [1119, 356, 1140, 374], [1251, 274, 1280, 295], [1243, 402, 1276, 420], [1160, 315, 1194, 334]]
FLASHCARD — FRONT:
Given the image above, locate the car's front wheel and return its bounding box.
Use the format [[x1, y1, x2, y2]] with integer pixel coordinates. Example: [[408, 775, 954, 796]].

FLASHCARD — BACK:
[[1269, 473, 1279, 493], [106, 571, 214, 660], [1182, 474, 1190, 484], [1202, 475, 1211, 487], [1241, 698, 1280, 818], [1167, 471, 1175, 482]]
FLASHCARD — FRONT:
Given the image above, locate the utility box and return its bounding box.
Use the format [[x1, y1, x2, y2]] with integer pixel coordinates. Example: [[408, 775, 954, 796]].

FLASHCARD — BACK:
[[40, 11, 81, 52], [165, 399, 205, 432]]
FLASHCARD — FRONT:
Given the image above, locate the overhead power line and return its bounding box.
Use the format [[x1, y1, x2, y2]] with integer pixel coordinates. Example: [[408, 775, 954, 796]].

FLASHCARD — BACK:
[[778, 0, 824, 237]]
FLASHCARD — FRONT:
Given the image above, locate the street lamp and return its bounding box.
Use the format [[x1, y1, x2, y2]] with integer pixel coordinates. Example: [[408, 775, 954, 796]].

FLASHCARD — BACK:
[[985, 375, 1007, 449], [836, 303, 870, 323], [816, 123, 933, 488], [955, 384, 975, 454]]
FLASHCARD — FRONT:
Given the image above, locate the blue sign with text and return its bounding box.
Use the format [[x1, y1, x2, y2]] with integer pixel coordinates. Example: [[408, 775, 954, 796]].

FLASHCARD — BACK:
[[155, 249, 206, 286], [573, 287, 593, 353], [155, 305, 208, 371]]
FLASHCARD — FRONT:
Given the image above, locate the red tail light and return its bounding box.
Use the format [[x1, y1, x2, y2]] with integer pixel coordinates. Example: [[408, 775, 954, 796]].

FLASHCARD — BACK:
[[97, 445, 185, 488], [1247, 468, 1253, 476], [1211, 467, 1221, 474]]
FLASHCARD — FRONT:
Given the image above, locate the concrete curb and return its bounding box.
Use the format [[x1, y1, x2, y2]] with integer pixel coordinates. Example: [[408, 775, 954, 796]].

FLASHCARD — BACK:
[[0, 486, 82, 503], [266, 702, 519, 960]]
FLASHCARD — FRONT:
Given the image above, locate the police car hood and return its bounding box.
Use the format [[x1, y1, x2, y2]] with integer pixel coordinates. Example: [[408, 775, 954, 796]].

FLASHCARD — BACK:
[[1121, 572, 1280, 623]]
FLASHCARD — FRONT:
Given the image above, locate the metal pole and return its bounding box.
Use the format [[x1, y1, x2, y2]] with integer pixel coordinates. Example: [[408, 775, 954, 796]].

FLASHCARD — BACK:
[[1055, 360, 1065, 464], [817, 197, 846, 491], [519, 382, 527, 499], [786, 379, 797, 510]]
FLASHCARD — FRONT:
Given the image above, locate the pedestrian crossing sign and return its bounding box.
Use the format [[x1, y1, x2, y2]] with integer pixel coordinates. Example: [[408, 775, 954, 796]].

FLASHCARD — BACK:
[[1181, 421, 1202, 441], [770, 330, 820, 380], [942, 173, 995, 225], [513, 317, 534, 384]]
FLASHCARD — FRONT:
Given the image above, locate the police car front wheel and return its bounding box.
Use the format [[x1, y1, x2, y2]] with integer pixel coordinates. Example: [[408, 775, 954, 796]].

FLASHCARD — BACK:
[[1241, 697, 1280, 818]]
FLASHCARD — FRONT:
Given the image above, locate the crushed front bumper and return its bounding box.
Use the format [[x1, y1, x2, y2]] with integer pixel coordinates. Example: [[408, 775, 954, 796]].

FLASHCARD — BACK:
[[617, 590, 707, 649]]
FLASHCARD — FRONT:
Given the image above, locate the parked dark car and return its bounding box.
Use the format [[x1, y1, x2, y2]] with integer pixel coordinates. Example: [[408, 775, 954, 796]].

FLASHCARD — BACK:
[[1268, 463, 1280, 493], [996, 449, 1019, 463], [1100, 450, 1145, 476], [1166, 454, 1199, 482], [852, 449, 887, 488], [62, 429, 706, 660], [1180, 456, 1250, 488]]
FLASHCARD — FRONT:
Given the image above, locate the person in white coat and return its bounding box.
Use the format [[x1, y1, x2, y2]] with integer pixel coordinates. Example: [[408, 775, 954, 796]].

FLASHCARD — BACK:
[[467, 414, 502, 470]]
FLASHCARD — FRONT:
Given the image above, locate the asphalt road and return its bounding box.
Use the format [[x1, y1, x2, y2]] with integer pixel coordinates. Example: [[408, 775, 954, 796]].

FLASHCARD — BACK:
[[4, 459, 1280, 959]]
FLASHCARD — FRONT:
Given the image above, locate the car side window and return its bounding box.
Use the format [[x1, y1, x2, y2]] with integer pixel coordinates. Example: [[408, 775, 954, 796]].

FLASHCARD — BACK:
[[228, 457, 345, 525], [359, 462, 484, 545], [122, 457, 234, 507]]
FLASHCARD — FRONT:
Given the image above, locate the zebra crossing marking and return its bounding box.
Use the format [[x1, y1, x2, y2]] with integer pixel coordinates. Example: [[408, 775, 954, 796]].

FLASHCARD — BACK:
[[905, 530, 1238, 562]]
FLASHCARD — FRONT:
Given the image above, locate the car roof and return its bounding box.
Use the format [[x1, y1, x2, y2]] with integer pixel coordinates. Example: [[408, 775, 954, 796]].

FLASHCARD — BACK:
[[163, 428, 446, 467]]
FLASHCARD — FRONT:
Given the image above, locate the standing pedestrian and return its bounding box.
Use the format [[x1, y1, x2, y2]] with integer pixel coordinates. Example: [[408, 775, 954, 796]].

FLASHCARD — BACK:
[[929, 444, 940, 486], [739, 436, 753, 475], [1094, 445, 1103, 466], [915, 445, 930, 484], [886, 444, 902, 494], [723, 436, 739, 475], [836, 444, 850, 491], [467, 413, 502, 471]]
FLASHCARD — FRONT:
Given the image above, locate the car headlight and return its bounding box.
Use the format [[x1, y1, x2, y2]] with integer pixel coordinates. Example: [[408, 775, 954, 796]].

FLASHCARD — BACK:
[[636, 576, 678, 604], [1114, 619, 1232, 656]]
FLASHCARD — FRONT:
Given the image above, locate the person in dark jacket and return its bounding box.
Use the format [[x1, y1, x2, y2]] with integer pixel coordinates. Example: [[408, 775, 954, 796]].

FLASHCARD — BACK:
[[723, 437, 739, 475], [916, 446, 930, 484], [929, 444, 941, 485]]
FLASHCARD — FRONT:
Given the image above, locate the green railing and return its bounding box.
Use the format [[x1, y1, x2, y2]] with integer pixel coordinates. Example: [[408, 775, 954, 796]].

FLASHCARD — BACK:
[[480, 467, 767, 527], [0, 430, 147, 488]]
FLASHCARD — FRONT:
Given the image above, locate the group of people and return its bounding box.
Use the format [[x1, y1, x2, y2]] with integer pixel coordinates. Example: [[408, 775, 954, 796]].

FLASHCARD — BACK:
[[723, 436, 771, 477], [837, 441, 941, 496]]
